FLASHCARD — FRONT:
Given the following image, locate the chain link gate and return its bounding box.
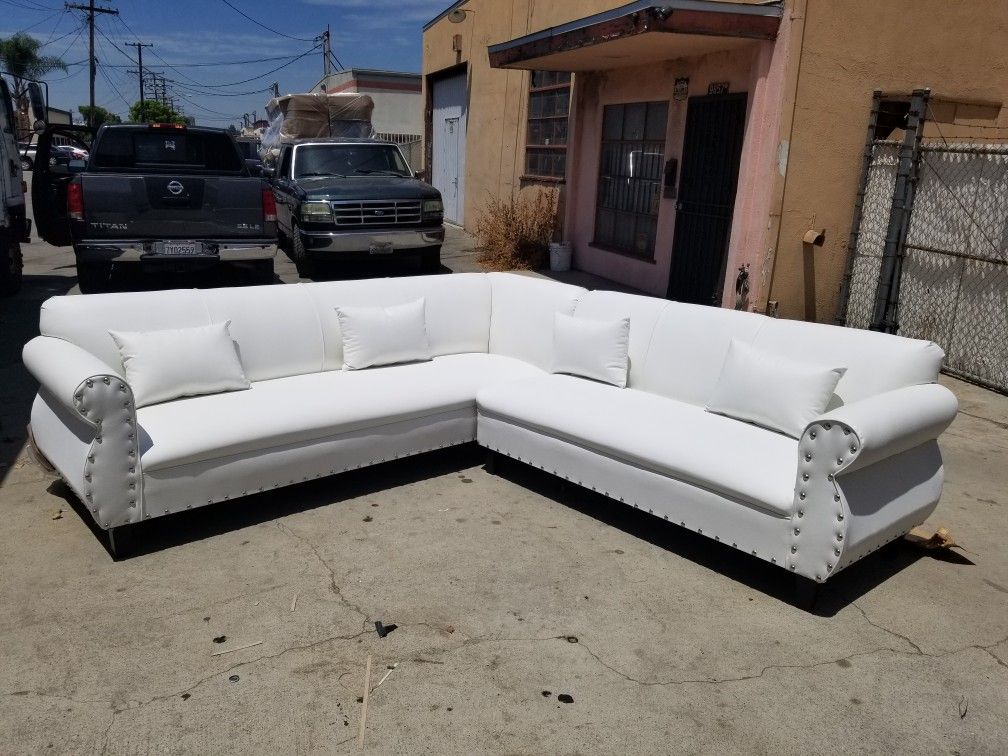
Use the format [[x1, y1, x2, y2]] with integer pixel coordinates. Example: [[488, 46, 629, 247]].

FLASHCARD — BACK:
[[838, 91, 1008, 394]]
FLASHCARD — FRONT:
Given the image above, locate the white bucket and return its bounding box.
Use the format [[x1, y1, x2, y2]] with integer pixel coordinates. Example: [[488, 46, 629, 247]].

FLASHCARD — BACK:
[[549, 242, 572, 272]]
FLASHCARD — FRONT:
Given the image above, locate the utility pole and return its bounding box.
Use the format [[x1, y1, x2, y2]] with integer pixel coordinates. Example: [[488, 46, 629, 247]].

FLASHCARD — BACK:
[[272, 81, 279, 98], [322, 25, 331, 81], [66, 1, 119, 127], [124, 41, 151, 113]]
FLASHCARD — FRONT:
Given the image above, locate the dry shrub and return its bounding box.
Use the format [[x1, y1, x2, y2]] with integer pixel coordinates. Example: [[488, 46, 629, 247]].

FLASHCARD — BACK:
[[475, 188, 557, 271]]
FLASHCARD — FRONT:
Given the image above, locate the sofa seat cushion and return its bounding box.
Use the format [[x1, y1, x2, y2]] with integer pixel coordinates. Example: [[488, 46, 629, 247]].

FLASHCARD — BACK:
[[139, 353, 543, 472], [477, 375, 799, 516]]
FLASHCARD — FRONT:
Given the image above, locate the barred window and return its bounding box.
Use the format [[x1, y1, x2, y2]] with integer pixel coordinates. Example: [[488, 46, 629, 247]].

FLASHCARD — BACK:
[[525, 71, 571, 180], [593, 101, 668, 258]]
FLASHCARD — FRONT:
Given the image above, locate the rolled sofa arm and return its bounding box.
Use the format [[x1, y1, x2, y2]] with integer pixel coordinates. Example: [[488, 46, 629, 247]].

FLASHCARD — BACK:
[[23, 336, 143, 529], [789, 383, 958, 582]]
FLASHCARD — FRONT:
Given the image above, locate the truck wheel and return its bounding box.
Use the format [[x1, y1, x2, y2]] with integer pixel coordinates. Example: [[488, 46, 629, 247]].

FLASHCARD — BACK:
[[291, 225, 316, 279], [420, 248, 442, 273], [76, 260, 112, 294], [251, 258, 275, 283], [20, 157, 33, 171], [0, 237, 23, 296]]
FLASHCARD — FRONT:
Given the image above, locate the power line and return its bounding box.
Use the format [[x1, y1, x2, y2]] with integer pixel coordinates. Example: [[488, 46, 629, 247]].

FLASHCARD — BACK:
[[130, 37, 319, 90], [39, 8, 69, 42], [95, 60, 129, 108], [0, 0, 61, 12], [113, 13, 313, 91], [12, 8, 64, 34], [217, 0, 316, 43], [102, 52, 312, 68], [52, 17, 87, 60], [41, 17, 84, 48]]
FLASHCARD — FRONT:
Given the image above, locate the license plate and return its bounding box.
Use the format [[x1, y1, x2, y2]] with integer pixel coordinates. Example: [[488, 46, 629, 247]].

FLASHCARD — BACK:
[[369, 242, 393, 255], [158, 241, 203, 256]]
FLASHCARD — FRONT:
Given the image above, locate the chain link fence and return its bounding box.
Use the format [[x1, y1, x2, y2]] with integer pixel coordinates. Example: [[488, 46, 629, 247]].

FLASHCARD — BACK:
[[376, 132, 423, 173], [841, 135, 1008, 393]]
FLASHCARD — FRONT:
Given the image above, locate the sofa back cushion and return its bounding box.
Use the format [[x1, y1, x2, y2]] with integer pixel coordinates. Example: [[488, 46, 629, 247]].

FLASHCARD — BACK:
[[199, 284, 324, 382], [305, 273, 491, 371], [637, 302, 768, 406], [110, 321, 251, 408], [572, 290, 670, 388], [705, 339, 846, 437], [488, 273, 586, 370], [750, 319, 944, 406], [38, 289, 211, 374], [336, 298, 431, 370]]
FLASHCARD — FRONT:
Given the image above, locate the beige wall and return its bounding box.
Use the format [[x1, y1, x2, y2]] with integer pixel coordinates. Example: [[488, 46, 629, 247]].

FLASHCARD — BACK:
[[769, 0, 1008, 322], [424, 0, 1008, 321], [423, 1, 637, 229]]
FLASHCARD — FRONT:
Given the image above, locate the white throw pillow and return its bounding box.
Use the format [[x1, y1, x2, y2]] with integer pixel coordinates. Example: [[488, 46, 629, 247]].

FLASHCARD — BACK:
[[552, 312, 630, 388], [335, 298, 431, 370], [109, 321, 250, 408], [706, 339, 846, 438]]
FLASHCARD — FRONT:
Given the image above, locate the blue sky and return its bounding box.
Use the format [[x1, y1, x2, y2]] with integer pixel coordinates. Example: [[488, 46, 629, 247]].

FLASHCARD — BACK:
[[0, 0, 449, 126]]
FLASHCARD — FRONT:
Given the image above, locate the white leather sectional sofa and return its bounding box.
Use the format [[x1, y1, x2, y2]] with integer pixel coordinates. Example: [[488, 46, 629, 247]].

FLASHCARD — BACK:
[[23, 273, 958, 590]]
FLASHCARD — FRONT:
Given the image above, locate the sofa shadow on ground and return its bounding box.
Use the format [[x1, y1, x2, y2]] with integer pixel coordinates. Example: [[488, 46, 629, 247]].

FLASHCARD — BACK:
[[46, 443, 482, 560], [0, 273, 77, 486], [45, 442, 972, 617]]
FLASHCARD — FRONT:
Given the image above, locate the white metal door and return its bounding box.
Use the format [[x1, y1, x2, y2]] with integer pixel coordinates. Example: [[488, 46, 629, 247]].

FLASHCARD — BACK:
[[431, 72, 467, 225]]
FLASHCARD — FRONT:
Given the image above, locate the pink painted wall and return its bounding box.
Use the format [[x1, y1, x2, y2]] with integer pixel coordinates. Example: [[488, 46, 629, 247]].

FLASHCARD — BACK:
[[564, 27, 791, 307]]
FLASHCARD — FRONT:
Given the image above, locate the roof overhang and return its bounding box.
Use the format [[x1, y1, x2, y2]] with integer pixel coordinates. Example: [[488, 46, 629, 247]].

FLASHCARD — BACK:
[[488, 1, 783, 72]]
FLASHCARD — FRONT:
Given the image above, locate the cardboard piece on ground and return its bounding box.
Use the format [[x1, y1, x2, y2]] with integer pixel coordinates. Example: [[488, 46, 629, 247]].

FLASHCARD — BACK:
[[905, 526, 960, 550]]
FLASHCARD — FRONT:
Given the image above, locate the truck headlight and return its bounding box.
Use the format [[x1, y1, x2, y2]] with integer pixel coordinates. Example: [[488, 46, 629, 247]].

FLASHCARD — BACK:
[[301, 201, 333, 223], [423, 199, 443, 216]]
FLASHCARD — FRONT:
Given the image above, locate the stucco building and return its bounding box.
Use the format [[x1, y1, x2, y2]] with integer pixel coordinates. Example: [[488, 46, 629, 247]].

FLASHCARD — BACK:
[[422, 0, 1008, 321]]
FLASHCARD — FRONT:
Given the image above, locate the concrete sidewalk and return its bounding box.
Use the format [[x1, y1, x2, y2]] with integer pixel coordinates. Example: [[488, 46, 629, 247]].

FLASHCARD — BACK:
[[0, 214, 1005, 754]]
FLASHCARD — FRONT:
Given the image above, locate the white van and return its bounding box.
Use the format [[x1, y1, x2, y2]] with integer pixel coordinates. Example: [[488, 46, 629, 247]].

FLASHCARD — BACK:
[[0, 74, 31, 295]]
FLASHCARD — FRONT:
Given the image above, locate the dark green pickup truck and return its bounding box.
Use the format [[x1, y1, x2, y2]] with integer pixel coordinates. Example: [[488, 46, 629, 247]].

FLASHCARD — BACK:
[[268, 138, 445, 277]]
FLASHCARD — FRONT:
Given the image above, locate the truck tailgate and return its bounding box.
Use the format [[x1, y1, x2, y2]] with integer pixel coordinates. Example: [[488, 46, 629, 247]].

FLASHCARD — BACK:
[[79, 174, 267, 239]]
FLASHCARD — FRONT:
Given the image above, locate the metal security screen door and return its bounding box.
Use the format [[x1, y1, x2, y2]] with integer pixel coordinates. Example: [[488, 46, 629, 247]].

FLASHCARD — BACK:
[[431, 71, 467, 225], [667, 93, 748, 304]]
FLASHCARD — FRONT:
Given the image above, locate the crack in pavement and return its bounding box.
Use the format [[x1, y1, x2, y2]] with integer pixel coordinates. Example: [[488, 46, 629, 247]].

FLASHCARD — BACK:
[[575, 639, 902, 687], [7, 621, 1008, 749], [570, 625, 1008, 689], [127, 628, 371, 710], [852, 602, 925, 654], [957, 409, 1008, 431], [853, 603, 1008, 671], [274, 521, 370, 630], [981, 644, 1008, 670]]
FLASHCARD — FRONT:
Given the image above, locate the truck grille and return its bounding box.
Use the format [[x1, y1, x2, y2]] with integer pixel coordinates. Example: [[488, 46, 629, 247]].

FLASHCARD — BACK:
[[329, 199, 422, 226]]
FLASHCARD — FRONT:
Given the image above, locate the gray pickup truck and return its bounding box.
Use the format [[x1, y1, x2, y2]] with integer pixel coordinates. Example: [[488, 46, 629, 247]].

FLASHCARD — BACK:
[[32, 123, 278, 292], [268, 138, 444, 277]]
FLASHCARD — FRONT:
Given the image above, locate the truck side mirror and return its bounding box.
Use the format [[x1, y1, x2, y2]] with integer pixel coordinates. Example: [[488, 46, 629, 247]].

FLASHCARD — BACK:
[[413, 170, 424, 180]]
